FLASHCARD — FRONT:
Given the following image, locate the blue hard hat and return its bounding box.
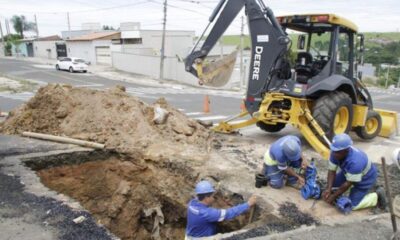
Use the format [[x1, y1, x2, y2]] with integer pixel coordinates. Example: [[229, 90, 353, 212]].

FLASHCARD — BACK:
[[282, 138, 301, 161], [331, 133, 353, 152], [195, 180, 215, 194]]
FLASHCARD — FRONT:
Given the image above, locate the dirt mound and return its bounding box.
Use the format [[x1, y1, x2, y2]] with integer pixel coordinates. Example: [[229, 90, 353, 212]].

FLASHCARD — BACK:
[[0, 84, 211, 160]]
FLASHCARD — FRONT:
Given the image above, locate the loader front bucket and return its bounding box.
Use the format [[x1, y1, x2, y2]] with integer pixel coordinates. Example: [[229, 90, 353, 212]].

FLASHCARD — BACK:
[[197, 50, 237, 87], [375, 109, 398, 137]]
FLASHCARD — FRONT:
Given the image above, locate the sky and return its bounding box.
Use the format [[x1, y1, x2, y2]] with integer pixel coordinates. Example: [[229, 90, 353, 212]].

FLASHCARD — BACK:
[[0, 0, 399, 37]]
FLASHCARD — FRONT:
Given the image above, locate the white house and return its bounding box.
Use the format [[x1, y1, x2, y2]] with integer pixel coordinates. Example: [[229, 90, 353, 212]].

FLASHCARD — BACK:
[[66, 31, 121, 65], [33, 35, 66, 59]]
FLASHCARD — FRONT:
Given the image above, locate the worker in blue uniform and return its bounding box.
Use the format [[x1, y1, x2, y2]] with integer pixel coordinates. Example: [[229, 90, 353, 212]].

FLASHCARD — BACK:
[[322, 133, 386, 211], [185, 180, 257, 239], [262, 135, 307, 189]]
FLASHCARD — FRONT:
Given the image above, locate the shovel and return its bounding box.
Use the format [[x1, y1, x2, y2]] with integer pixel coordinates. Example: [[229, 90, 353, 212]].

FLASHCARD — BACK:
[[196, 50, 238, 87]]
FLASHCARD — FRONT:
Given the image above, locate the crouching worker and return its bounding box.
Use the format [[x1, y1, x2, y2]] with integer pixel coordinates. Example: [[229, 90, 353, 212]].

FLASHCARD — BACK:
[[262, 135, 307, 189], [322, 133, 386, 212], [185, 180, 257, 239]]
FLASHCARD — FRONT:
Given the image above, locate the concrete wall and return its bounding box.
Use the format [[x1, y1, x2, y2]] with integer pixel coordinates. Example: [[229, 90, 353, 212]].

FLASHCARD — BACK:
[[33, 41, 64, 59], [11, 43, 28, 57], [120, 30, 195, 57], [111, 51, 245, 89], [67, 40, 112, 65], [67, 41, 93, 63]]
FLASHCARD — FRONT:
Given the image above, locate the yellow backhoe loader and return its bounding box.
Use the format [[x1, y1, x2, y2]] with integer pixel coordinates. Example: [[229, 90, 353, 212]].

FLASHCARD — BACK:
[[184, 0, 398, 159]]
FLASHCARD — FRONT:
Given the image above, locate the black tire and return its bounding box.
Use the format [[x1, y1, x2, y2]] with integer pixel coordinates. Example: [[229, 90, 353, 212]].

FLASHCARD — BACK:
[[56, 64, 60, 70], [69, 67, 74, 73], [312, 91, 353, 140], [83, 70, 87, 73], [355, 110, 382, 140], [256, 121, 286, 133]]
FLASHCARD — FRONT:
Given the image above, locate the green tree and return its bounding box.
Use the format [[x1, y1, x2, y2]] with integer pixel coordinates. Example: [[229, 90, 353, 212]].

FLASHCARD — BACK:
[[3, 34, 22, 56], [102, 25, 115, 30], [10, 15, 36, 39]]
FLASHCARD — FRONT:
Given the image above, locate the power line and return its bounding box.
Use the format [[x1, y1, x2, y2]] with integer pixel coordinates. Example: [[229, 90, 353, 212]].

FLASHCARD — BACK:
[[0, 0, 151, 14]]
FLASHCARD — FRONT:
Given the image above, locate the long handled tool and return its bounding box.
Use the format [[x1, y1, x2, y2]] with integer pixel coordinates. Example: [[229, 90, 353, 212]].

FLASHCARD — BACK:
[[381, 157, 399, 240], [248, 204, 256, 224]]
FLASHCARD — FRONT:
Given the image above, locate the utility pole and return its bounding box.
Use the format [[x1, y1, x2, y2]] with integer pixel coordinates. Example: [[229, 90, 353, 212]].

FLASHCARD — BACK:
[[67, 12, 71, 31], [239, 15, 244, 90], [0, 21, 4, 44], [397, 74, 400, 89], [385, 65, 390, 89], [34, 14, 39, 38], [159, 0, 167, 79], [5, 19, 10, 35]]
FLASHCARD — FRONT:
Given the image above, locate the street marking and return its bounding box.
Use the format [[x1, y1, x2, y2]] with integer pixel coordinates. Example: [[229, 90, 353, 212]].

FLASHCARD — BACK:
[[32, 64, 55, 69], [186, 112, 203, 116], [0, 91, 35, 101], [194, 115, 227, 121], [29, 68, 104, 87]]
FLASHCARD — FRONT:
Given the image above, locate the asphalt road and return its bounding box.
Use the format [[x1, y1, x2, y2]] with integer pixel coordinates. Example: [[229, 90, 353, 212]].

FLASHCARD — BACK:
[[0, 58, 243, 121], [0, 57, 399, 126]]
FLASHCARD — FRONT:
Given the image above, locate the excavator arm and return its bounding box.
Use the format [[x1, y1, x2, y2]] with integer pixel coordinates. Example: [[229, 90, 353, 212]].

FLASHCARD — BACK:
[[185, 0, 334, 160], [185, 0, 290, 113]]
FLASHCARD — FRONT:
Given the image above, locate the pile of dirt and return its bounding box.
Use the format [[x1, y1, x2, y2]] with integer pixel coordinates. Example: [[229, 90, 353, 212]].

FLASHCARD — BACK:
[[0, 84, 211, 161]]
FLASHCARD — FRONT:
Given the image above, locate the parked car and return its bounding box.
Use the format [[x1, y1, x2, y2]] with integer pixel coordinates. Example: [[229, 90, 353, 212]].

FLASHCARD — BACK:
[[56, 57, 88, 73]]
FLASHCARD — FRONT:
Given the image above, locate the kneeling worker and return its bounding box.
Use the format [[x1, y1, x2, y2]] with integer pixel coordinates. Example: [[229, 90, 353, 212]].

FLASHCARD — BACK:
[[186, 180, 256, 239], [263, 135, 307, 189], [322, 133, 386, 211]]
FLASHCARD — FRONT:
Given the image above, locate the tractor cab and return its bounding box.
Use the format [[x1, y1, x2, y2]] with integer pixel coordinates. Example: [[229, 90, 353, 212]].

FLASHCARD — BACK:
[[277, 14, 364, 87]]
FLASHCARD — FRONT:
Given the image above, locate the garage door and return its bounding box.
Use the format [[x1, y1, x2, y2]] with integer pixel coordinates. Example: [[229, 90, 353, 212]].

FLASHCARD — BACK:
[[95, 46, 111, 65]]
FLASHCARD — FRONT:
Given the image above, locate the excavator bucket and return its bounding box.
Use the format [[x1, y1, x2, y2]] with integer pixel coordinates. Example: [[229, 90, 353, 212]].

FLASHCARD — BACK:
[[197, 50, 238, 87], [375, 109, 398, 137]]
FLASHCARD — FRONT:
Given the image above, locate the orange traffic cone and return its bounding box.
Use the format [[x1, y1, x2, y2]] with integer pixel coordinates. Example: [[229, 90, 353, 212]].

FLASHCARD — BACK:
[[203, 95, 210, 113], [240, 99, 246, 112]]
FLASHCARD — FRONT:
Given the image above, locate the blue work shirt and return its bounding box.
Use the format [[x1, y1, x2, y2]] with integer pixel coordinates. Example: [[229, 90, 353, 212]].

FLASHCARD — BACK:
[[269, 135, 301, 170], [329, 147, 377, 189], [186, 199, 249, 237]]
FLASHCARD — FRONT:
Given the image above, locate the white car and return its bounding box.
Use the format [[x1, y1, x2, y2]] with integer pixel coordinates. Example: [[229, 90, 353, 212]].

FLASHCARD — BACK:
[[56, 57, 88, 73]]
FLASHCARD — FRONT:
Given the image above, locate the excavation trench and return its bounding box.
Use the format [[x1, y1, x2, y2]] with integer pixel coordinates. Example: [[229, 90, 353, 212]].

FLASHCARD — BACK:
[[24, 150, 267, 240]]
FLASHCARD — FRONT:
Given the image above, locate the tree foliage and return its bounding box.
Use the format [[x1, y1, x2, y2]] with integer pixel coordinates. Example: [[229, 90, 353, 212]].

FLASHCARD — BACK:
[[102, 25, 115, 30], [10, 15, 36, 39]]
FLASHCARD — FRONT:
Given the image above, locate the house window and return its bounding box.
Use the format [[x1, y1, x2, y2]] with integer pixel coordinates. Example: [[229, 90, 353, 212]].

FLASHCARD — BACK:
[[123, 38, 142, 44]]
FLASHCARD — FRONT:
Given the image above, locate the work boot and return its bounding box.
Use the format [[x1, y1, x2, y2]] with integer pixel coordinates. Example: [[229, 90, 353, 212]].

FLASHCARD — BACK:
[[376, 186, 387, 210]]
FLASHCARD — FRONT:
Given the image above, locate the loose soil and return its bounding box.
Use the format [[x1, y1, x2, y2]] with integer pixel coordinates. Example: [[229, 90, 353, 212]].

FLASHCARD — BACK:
[[0, 84, 211, 162]]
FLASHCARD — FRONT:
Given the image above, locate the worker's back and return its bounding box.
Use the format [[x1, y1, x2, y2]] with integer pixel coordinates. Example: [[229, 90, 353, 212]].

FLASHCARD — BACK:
[[186, 199, 218, 237]]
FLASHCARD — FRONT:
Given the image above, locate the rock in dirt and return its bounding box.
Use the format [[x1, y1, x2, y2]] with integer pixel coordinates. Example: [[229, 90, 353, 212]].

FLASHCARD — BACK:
[[0, 84, 211, 161]]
